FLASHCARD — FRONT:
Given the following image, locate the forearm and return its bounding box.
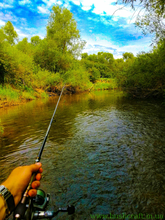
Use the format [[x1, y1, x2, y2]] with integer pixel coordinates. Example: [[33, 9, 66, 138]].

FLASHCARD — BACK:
[[0, 196, 7, 220]]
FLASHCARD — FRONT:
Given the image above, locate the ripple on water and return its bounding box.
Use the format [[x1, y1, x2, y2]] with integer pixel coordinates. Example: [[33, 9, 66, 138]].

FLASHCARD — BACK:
[[0, 92, 165, 219]]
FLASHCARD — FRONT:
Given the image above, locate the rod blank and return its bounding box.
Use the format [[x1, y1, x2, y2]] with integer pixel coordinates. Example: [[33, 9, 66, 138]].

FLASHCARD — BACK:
[[36, 85, 65, 162]]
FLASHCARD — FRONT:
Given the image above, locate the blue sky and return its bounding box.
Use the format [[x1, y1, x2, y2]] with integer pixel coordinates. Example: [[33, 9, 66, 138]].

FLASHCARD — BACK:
[[0, 0, 153, 58]]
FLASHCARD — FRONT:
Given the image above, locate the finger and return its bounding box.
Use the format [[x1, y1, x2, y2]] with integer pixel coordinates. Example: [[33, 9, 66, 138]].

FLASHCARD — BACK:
[[36, 173, 42, 181], [39, 167, 43, 173], [29, 163, 42, 173], [28, 189, 37, 197], [31, 181, 40, 189]]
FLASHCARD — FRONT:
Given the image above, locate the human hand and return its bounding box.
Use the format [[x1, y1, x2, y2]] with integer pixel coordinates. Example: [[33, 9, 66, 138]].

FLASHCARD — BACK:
[[2, 163, 43, 206]]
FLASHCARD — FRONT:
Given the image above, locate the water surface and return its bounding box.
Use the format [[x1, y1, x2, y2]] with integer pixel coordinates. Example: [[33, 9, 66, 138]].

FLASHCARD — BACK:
[[0, 90, 165, 220]]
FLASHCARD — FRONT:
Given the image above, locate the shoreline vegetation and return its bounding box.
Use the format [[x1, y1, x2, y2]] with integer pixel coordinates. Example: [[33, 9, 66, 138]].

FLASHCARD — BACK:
[[0, 5, 165, 108], [0, 79, 118, 107]]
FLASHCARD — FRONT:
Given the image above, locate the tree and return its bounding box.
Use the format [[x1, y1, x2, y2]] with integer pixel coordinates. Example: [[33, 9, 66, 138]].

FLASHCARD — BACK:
[[0, 29, 6, 45], [81, 53, 88, 59], [33, 38, 73, 73], [123, 52, 134, 61], [31, 36, 41, 46], [47, 5, 84, 57], [37, 5, 86, 73], [89, 67, 100, 82], [98, 52, 114, 64], [0, 30, 6, 84], [17, 38, 33, 56], [1, 21, 18, 45]]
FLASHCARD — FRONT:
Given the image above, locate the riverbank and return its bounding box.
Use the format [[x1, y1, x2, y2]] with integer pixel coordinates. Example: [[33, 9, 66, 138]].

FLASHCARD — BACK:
[[0, 79, 118, 107], [0, 85, 48, 107], [1, 79, 164, 108]]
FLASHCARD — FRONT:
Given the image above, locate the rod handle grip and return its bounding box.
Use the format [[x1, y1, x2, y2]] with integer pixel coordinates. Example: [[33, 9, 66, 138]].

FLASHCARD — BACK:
[[14, 201, 27, 219], [13, 173, 35, 219]]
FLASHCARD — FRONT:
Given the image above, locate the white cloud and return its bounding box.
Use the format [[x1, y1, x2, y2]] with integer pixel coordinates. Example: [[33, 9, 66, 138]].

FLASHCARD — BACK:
[[71, 0, 80, 6], [57, 1, 63, 5], [82, 6, 92, 11], [120, 37, 152, 55], [0, 3, 13, 8], [82, 34, 152, 58], [38, 35, 44, 39], [0, 12, 18, 22], [92, 1, 134, 18], [42, 0, 59, 8], [38, 6, 50, 14], [63, 3, 71, 10], [18, 32, 29, 38], [37, 0, 63, 14], [69, 0, 138, 24], [83, 43, 117, 57], [0, 20, 5, 27], [15, 27, 29, 39], [112, 17, 119, 22], [18, 0, 31, 6]]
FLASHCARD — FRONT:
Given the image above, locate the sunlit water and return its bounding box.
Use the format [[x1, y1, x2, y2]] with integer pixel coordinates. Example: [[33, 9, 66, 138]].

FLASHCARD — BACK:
[[0, 90, 165, 220]]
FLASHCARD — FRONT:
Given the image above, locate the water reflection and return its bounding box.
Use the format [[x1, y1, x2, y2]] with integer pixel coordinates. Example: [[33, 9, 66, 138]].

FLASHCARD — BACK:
[[0, 91, 165, 219]]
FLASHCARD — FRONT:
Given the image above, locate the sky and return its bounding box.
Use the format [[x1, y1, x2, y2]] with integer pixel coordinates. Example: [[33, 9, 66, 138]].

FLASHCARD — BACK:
[[0, 0, 153, 58]]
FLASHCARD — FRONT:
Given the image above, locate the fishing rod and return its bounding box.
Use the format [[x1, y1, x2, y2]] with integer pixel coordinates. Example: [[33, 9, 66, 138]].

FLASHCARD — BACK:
[[14, 85, 75, 219]]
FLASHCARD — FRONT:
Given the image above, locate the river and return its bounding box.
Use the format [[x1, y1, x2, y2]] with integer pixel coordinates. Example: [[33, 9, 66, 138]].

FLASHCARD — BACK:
[[0, 90, 165, 220]]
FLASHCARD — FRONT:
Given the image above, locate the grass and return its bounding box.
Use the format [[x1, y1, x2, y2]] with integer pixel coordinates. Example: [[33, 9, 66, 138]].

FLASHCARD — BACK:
[[0, 85, 49, 107], [21, 91, 36, 100], [0, 85, 19, 102], [0, 77, 118, 107], [93, 78, 118, 90]]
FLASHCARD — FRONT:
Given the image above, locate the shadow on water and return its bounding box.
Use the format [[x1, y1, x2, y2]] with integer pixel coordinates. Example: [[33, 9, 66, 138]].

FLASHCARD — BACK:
[[0, 90, 165, 219]]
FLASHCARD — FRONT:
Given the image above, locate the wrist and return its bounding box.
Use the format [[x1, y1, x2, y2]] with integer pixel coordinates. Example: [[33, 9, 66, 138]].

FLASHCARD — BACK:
[[0, 185, 15, 216], [2, 181, 21, 206]]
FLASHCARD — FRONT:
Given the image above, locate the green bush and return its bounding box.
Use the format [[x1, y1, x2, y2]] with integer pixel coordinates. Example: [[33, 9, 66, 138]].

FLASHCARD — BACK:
[[93, 79, 117, 90], [21, 91, 36, 100], [63, 66, 92, 91], [89, 67, 100, 82], [0, 44, 33, 87], [32, 70, 61, 89], [0, 85, 19, 101]]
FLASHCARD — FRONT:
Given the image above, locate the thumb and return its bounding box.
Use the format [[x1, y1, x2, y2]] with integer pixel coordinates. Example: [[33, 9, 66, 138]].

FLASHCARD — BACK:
[[29, 163, 42, 173]]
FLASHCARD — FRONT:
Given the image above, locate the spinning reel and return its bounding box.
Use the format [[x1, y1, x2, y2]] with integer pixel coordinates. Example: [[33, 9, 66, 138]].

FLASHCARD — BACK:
[[24, 189, 75, 219]]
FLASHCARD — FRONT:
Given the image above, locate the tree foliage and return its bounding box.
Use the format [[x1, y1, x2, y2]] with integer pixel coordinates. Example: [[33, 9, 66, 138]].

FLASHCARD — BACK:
[[116, 39, 165, 98], [47, 5, 84, 57], [120, 0, 165, 14], [81, 52, 115, 81], [31, 36, 41, 46], [123, 52, 134, 61], [17, 37, 33, 56], [119, 0, 165, 42], [1, 21, 18, 45], [32, 5, 86, 73]]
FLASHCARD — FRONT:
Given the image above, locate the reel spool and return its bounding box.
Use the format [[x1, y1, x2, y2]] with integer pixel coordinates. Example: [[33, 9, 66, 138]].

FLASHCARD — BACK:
[[32, 189, 50, 210]]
